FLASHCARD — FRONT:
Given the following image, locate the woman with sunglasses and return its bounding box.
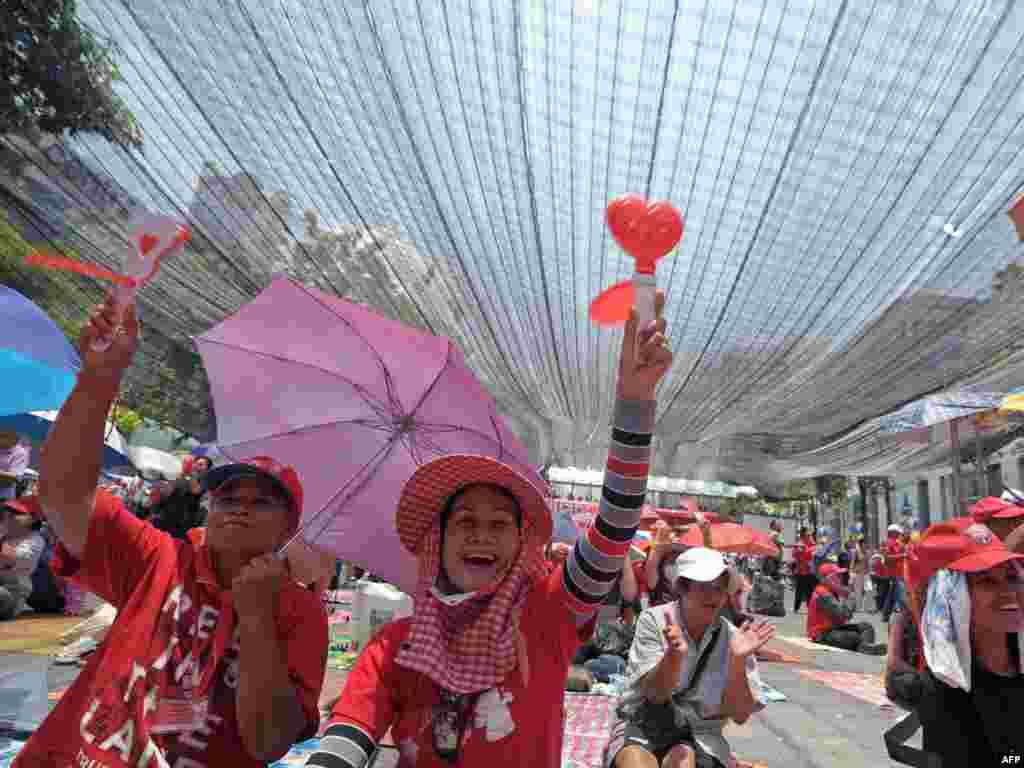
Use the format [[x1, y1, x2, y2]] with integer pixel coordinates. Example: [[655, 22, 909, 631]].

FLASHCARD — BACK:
[[305, 294, 673, 768]]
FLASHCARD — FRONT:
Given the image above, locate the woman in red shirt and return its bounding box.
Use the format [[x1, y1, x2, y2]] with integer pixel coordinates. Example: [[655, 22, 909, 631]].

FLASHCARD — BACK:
[[791, 528, 816, 613], [307, 295, 674, 768]]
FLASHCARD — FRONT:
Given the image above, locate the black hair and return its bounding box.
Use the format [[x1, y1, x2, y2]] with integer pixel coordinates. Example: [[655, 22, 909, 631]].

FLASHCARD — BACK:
[[440, 483, 523, 537]]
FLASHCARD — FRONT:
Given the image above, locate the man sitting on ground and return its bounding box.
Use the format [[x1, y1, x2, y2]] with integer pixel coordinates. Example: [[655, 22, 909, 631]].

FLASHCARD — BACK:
[[807, 563, 886, 655], [13, 296, 328, 768]]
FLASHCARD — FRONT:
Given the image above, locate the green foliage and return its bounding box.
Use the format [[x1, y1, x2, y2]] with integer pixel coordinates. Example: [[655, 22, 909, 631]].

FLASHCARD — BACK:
[[718, 494, 762, 523], [2, 0, 142, 148], [112, 405, 143, 435], [0, 214, 103, 342], [783, 479, 816, 499]]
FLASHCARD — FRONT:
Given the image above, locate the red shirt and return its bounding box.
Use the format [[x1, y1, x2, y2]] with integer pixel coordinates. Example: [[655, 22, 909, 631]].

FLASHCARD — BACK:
[[807, 585, 839, 640], [794, 541, 815, 575], [15, 490, 328, 768], [882, 539, 905, 579], [327, 569, 591, 768]]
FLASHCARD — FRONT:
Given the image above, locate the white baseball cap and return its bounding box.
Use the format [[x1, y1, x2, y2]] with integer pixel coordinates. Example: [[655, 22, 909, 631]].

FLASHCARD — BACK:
[[669, 547, 727, 583], [888, 524, 903, 534]]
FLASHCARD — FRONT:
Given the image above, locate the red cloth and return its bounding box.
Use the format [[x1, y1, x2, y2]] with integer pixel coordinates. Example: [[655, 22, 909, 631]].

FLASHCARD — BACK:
[[15, 490, 328, 768], [794, 541, 815, 575], [330, 571, 590, 768], [881, 539, 905, 579], [806, 584, 839, 641]]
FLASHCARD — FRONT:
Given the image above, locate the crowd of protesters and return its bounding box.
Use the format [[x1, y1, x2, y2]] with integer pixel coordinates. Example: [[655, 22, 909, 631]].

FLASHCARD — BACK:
[[3, 287, 1024, 768]]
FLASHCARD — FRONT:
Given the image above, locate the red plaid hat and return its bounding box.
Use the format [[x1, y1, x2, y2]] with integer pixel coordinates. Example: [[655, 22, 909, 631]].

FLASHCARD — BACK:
[[970, 496, 1024, 521], [906, 520, 1024, 590], [2, 496, 43, 520], [203, 456, 303, 529], [396, 455, 552, 554]]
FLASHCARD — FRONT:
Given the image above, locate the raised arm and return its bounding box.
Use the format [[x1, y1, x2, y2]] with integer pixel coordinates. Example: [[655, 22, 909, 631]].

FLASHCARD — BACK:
[[38, 297, 138, 557], [562, 292, 672, 622]]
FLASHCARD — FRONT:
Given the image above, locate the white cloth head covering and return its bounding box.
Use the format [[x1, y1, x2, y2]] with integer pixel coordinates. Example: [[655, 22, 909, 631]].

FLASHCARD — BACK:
[[921, 569, 973, 691], [922, 568, 1024, 692]]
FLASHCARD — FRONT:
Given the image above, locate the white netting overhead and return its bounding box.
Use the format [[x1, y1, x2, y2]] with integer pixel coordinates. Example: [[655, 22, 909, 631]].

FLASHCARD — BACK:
[[3, 0, 1024, 485]]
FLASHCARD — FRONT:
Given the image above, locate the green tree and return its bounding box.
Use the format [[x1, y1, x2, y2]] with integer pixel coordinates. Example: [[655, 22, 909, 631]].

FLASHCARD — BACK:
[[2, 0, 142, 148]]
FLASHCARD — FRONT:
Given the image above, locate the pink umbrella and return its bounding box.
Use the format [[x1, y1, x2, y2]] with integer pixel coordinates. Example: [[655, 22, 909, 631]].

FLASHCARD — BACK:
[[195, 277, 539, 592]]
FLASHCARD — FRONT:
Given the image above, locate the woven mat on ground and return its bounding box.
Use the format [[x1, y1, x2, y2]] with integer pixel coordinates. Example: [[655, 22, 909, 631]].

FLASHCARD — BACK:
[[562, 693, 616, 768], [798, 670, 897, 710], [0, 615, 81, 655]]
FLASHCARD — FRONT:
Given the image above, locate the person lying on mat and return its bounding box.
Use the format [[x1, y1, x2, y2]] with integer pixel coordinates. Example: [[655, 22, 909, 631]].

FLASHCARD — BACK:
[[15, 295, 328, 768], [305, 293, 673, 768], [606, 548, 775, 768]]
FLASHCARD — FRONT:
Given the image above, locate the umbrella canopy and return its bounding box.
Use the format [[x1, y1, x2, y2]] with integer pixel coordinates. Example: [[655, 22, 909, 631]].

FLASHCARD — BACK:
[[878, 387, 1024, 435], [195, 277, 539, 592], [0, 286, 80, 416], [0, 411, 132, 472], [679, 522, 757, 553]]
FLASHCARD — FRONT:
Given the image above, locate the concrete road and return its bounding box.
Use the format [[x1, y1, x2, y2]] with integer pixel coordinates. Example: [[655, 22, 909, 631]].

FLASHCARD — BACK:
[[0, 601, 914, 768]]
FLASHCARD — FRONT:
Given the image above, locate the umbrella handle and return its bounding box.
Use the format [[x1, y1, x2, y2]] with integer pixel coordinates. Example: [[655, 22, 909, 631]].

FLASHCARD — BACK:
[[633, 272, 656, 332]]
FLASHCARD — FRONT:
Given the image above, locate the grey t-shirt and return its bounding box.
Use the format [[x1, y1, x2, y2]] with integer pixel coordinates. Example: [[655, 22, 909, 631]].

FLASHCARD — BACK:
[[614, 600, 767, 765]]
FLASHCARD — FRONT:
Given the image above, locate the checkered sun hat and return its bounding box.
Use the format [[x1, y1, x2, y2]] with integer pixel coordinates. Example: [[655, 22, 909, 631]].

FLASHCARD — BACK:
[[396, 455, 552, 555]]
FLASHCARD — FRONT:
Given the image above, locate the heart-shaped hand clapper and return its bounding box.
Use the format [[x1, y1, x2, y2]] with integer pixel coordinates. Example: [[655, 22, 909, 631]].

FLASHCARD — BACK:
[[125, 211, 189, 282], [606, 194, 683, 272]]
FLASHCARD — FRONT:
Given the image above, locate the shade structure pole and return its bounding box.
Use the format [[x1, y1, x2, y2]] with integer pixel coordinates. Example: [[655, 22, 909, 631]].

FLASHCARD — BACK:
[[976, 421, 985, 497], [950, 418, 964, 517]]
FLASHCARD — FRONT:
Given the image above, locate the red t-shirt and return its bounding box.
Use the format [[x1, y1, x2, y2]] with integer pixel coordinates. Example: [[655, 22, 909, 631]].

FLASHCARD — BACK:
[[326, 569, 591, 768], [881, 539, 905, 579], [807, 585, 839, 640], [794, 541, 815, 575], [15, 490, 328, 768]]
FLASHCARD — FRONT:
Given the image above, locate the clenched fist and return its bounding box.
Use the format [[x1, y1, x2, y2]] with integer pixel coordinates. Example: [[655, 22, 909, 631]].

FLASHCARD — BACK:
[[663, 613, 688, 658], [233, 554, 288, 621]]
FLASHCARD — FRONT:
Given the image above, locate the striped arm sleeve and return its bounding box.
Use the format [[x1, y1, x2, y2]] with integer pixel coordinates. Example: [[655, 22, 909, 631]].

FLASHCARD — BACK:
[[563, 398, 655, 619], [305, 721, 376, 768]]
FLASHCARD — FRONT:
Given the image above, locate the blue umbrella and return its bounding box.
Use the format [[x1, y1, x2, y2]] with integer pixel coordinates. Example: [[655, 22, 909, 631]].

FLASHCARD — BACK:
[[0, 411, 132, 472], [0, 286, 81, 416]]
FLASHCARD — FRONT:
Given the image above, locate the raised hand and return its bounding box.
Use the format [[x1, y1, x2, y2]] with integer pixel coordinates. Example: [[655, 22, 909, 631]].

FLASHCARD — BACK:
[[663, 613, 688, 658], [79, 293, 139, 381], [617, 289, 673, 401], [730, 619, 775, 659]]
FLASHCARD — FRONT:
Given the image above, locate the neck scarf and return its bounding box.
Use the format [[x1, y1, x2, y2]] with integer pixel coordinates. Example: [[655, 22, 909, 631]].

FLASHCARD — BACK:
[[395, 518, 544, 694]]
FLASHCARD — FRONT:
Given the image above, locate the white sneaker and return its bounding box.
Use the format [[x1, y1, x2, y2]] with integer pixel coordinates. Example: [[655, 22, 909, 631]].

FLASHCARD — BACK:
[[54, 636, 97, 665]]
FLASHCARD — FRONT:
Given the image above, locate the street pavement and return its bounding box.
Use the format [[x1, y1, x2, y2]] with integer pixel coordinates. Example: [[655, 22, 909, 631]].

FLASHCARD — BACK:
[[0, 593, 915, 768]]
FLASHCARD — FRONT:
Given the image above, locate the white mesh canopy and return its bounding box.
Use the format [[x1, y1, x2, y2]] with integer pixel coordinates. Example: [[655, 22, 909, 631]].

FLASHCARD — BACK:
[[4, 0, 1024, 491]]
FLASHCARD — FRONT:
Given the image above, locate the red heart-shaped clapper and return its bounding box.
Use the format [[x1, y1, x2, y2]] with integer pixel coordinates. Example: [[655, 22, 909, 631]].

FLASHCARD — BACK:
[[606, 194, 683, 273], [589, 280, 635, 326], [139, 233, 160, 255]]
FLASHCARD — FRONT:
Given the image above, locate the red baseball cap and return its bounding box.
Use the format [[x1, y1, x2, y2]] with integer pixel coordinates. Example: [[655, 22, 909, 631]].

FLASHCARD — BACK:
[[1, 496, 43, 520], [203, 456, 303, 530], [970, 496, 1024, 522], [818, 562, 847, 580], [906, 520, 1024, 590]]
